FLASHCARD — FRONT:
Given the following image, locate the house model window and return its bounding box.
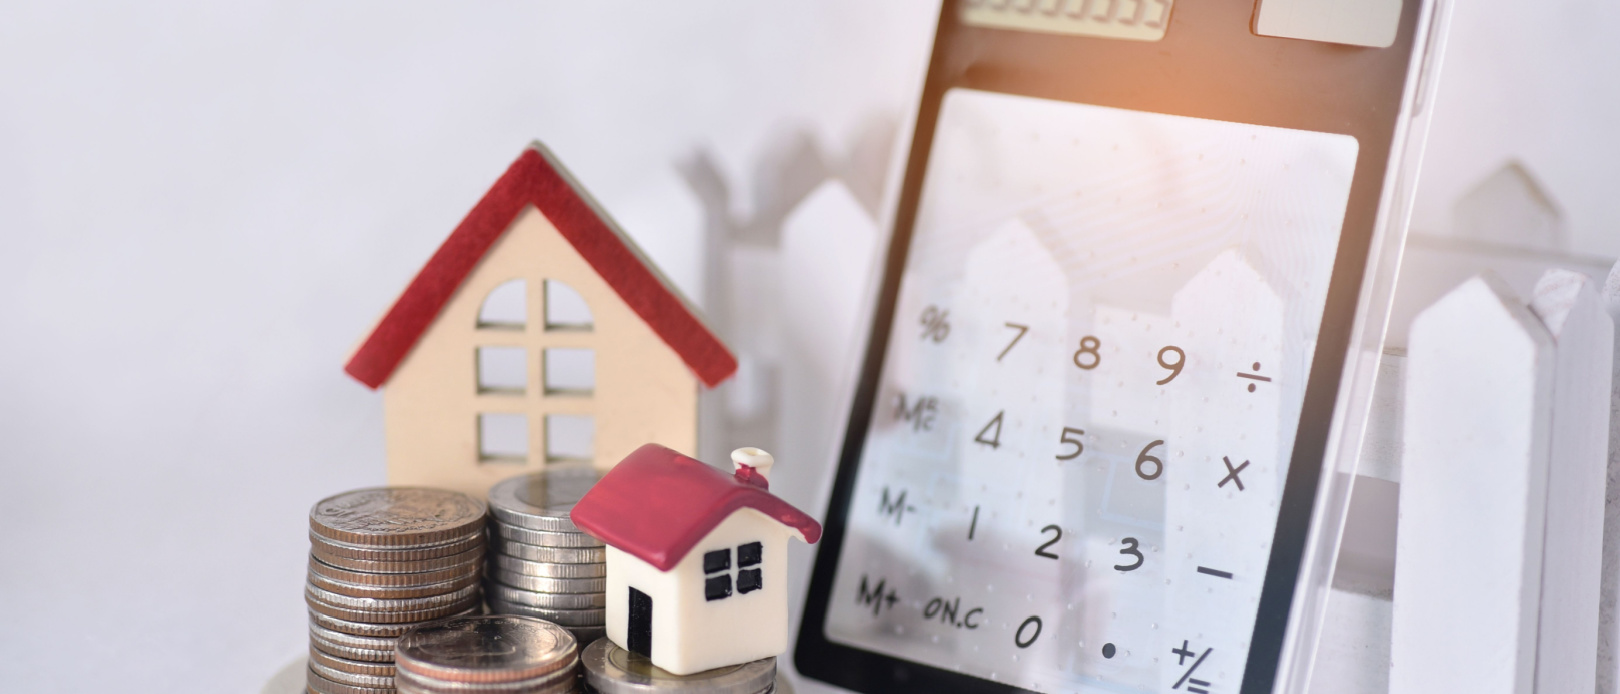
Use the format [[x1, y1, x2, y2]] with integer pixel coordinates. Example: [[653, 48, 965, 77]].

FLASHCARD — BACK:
[[478, 279, 527, 329], [477, 346, 527, 394], [470, 278, 600, 465], [703, 542, 763, 601], [737, 542, 762, 593], [478, 412, 529, 462], [545, 413, 595, 463], [544, 348, 595, 394], [545, 279, 593, 330]]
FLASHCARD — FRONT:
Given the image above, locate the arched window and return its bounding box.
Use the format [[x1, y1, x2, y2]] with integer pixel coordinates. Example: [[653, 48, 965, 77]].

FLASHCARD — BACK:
[[478, 279, 527, 329], [545, 280, 594, 330]]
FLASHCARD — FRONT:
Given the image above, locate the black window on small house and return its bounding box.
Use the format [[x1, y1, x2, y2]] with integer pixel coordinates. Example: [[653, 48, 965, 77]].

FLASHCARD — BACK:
[[702, 542, 763, 601], [703, 548, 731, 600]]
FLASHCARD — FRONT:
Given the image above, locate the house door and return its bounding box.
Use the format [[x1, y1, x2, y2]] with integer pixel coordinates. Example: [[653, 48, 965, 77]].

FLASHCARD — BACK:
[[628, 587, 653, 658]]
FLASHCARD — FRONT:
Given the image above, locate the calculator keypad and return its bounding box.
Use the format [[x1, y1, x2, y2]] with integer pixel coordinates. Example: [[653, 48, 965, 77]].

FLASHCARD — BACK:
[[823, 88, 1359, 693]]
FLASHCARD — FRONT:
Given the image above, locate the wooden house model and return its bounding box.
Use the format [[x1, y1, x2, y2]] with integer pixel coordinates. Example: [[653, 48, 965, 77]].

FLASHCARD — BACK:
[[571, 444, 822, 675], [344, 143, 736, 497]]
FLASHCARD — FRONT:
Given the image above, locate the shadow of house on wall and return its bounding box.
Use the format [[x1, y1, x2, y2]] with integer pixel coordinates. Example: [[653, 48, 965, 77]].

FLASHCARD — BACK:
[[1454, 160, 1565, 252], [678, 118, 898, 463]]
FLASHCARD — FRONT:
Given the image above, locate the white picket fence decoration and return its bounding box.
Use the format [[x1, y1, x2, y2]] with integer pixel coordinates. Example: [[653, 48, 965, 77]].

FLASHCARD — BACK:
[[1529, 270, 1612, 694], [1388, 268, 1614, 694], [1600, 261, 1620, 694]]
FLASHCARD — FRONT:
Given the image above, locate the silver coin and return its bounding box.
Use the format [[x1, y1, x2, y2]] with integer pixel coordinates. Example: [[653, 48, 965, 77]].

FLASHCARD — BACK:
[[315, 545, 486, 574], [396, 615, 578, 684], [396, 665, 580, 693], [311, 487, 488, 548], [310, 619, 400, 652], [311, 553, 483, 587], [399, 681, 577, 694], [492, 521, 603, 548], [313, 529, 485, 561], [308, 580, 481, 612], [487, 466, 600, 532], [485, 576, 603, 601], [306, 666, 393, 694], [489, 570, 609, 599], [309, 656, 395, 688], [308, 590, 482, 624], [582, 638, 775, 694], [489, 552, 606, 578], [489, 588, 606, 612], [310, 646, 397, 677], [309, 629, 395, 663], [311, 569, 481, 600], [490, 571, 606, 595], [582, 686, 772, 694], [485, 583, 605, 610], [483, 596, 605, 627], [569, 627, 607, 646], [494, 538, 605, 564], [309, 606, 480, 637]]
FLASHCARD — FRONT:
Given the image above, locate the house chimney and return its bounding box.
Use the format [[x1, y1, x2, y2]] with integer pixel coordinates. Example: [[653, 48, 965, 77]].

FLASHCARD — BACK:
[[732, 447, 773, 490]]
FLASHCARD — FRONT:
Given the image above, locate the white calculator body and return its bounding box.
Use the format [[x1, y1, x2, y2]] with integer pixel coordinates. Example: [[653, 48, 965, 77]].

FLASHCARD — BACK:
[[796, 2, 1448, 693]]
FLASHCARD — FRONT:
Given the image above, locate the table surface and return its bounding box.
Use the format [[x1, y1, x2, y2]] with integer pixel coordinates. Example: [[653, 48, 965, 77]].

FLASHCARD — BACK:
[[262, 653, 802, 694], [266, 591, 1385, 694]]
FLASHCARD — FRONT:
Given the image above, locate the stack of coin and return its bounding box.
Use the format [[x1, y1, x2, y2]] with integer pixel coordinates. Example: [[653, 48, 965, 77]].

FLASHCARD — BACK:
[[395, 615, 580, 694], [580, 638, 777, 694], [306, 487, 490, 694], [484, 466, 607, 644]]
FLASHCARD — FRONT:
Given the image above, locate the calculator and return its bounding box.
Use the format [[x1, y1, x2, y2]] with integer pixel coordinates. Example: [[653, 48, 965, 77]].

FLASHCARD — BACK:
[[795, 1, 1448, 693]]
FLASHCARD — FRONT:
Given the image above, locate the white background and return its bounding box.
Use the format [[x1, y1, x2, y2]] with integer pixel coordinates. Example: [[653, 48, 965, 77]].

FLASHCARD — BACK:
[[0, 1, 1614, 692], [0, 3, 936, 691]]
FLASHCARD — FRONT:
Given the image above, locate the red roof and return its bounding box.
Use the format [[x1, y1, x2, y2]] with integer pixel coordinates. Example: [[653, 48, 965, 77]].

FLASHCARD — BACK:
[[571, 444, 823, 572], [344, 143, 737, 389]]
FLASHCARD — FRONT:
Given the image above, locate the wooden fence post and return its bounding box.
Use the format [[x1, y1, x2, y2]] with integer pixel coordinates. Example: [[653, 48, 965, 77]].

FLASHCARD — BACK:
[[1527, 269, 1612, 694], [1390, 269, 1613, 694], [1598, 260, 1620, 694], [1390, 273, 1554, 694]]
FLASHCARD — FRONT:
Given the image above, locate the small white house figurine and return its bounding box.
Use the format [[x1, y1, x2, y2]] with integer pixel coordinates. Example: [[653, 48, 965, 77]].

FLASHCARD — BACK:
[[569, 443, 822, 675]]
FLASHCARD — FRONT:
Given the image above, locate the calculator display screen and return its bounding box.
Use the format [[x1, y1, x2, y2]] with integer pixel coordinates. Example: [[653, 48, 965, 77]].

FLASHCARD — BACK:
[[960, 0, 1174, 42], [821, 88, 1359, 693]]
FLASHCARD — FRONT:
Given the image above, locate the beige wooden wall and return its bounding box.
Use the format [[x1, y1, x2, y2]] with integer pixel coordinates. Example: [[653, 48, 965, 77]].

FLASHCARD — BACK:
[[382, 206, 700, 498]]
